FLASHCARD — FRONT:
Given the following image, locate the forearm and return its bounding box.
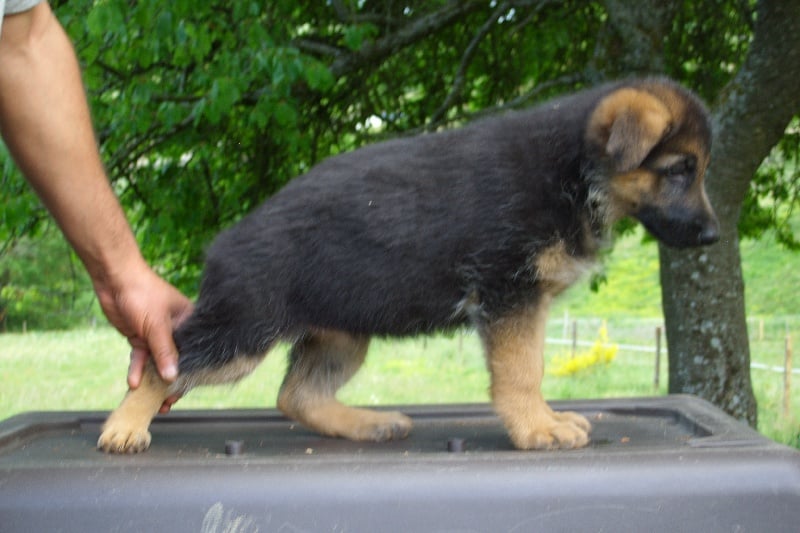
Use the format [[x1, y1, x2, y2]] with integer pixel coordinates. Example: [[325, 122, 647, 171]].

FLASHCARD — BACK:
[[0, 3, 191, 389], [0, 2, 144, 286]]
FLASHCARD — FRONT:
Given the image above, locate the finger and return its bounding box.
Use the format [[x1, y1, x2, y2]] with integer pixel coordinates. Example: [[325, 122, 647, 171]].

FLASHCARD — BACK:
[[127, 346, 149, 389], [173, 298, 195, 327], [147, 325, 179, 383], [159, 394, 181, 414]]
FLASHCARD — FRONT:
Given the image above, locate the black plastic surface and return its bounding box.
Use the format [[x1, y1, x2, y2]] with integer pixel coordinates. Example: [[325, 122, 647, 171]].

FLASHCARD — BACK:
[[1, 395, 799, 532]]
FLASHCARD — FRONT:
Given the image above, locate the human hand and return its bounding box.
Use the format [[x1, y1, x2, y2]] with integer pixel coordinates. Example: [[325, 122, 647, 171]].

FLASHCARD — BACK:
[[93, 260, 193, 411]]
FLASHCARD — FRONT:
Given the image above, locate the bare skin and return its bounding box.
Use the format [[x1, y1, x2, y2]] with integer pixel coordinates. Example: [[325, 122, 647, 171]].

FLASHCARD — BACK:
[[0, 3, 191, 409]]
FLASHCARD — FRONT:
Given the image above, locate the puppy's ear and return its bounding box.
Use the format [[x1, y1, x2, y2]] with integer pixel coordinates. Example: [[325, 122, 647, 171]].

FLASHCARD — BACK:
[[587, 88, 673, 173]]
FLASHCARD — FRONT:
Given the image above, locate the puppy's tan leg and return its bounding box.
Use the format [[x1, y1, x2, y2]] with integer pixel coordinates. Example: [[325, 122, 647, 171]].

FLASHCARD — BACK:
[[278, 330, 412, 441], [98, 351, 269, 454], [484, 296, 591, 450], [97, 362, 169, 453]]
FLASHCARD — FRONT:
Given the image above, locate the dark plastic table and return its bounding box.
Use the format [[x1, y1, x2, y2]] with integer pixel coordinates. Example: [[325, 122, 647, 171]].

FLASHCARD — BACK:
[[1, 395, 798, 532]]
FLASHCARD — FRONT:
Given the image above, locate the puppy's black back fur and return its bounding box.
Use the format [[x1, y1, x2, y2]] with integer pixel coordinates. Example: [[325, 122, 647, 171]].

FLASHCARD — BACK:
[[173, 80, 683, 372]]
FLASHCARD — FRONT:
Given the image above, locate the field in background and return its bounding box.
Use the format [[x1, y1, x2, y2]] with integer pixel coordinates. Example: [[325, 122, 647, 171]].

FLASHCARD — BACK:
[[1, 320, 796, 448]]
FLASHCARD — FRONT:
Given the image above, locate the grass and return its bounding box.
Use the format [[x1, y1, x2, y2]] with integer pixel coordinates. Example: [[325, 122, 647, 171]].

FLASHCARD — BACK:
[[1, 322, 797, 448]]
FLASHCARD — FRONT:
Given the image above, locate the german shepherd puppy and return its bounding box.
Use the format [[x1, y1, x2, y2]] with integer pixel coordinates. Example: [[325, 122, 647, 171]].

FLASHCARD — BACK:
[[98, 77, 718, 453]]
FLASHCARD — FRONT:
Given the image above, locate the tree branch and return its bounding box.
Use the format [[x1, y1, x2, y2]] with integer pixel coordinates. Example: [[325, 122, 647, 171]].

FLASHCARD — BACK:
[[428, 1, 513, 125], [403, 71, 588, 137], [328, 1, 487, 78], [709, 0, 800, 218]]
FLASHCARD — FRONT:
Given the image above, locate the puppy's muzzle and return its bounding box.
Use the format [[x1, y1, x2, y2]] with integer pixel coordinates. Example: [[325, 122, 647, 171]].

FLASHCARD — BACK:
[[697, 217, 720, 246]]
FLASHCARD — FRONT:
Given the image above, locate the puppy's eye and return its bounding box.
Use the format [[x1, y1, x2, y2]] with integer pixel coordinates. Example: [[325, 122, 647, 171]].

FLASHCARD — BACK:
[[664, 157, 696, 177]]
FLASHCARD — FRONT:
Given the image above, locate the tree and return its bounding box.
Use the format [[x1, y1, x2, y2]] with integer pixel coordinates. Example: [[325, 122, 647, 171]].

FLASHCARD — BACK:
[[586, 0, 766, 424], [660, 0, 800, 426]]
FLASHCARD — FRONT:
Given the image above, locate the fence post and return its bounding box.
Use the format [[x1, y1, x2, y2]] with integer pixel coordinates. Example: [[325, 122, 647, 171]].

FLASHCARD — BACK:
[[571, 320, 578, 359], [784, 334, 792, 417], [654, 326, 662, 390]]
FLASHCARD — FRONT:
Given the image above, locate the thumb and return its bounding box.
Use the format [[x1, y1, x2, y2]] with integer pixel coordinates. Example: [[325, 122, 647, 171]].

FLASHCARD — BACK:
[[146, 326, 180, 382]]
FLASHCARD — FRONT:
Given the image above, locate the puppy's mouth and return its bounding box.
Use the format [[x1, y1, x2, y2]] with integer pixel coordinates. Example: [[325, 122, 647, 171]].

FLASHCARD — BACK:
[[636, 206, 720, 249]]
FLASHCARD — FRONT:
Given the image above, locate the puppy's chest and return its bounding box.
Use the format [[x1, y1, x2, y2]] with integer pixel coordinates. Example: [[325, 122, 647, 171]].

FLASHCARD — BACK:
[[532, 240, 598, 295]]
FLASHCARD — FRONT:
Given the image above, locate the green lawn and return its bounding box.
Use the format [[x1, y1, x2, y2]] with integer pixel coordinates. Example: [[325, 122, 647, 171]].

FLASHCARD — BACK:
[[1, 323, 797, 448]]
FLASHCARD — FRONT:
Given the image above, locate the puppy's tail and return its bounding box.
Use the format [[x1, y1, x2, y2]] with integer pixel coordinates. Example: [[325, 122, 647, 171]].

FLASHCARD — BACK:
[[173, 303, 278, 375]]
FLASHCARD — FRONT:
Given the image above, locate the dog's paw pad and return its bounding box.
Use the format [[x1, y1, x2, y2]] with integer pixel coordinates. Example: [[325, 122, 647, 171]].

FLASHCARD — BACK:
[[97, 425, 152, 454]]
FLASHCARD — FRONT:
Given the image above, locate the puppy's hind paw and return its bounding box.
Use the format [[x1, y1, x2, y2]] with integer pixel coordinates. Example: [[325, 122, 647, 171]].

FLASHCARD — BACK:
[[359, 410, 413, 442], [97, 423, 152, 454]]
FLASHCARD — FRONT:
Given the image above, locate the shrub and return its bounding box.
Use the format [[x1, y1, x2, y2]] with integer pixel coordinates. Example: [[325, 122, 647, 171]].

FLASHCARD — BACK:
[[549, 325, 618, 377]]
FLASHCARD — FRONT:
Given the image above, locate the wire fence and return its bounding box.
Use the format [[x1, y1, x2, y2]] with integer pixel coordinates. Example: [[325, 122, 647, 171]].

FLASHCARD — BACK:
[[547, 314, 799, 416]]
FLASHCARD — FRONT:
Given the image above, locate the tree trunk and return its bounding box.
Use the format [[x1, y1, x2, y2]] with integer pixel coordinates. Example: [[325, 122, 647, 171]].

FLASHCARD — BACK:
[[600, 0, 679, 75], [660, 0, 800, 426]]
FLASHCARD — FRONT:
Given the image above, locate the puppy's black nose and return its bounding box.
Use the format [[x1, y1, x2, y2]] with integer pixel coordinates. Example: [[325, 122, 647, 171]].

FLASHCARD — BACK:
[[698, 220, 720, 245]]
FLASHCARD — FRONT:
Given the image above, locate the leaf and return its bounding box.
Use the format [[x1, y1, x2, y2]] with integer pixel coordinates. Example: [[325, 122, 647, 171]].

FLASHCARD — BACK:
[[342, 23, 378, 52], [86, 1, 125, 39], [272, 100, 297, 127], [204, 78, 241, 124], [303, 60, 334, 91]]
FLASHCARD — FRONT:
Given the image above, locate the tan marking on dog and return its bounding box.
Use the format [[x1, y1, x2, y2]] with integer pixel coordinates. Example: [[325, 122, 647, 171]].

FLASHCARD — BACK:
[[97, 363, 169, 453], [285, 400, 412, 441], [587, 88, 673, 173], [651, 152, 686, 169], [98, 350, 271, 454], [535, 241, 596, 295], [484, 296, 591, 450], [606, 168, 658, 218], [277, 330, 412, 441], [174, 350, 270, 393]]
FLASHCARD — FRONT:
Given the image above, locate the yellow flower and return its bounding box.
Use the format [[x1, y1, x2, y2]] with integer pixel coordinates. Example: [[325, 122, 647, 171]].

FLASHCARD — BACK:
[[549, 325, 618, 376]]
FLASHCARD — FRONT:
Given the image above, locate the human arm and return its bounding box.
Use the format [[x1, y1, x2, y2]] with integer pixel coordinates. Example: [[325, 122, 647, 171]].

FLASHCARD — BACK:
[[0, 2, 192, 396]]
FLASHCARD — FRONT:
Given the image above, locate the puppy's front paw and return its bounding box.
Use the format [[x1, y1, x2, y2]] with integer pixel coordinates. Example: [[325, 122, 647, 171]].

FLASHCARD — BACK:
[[553, 409, 592, 432], [509, 410, 591, 450], [97, 419, 152, 454]]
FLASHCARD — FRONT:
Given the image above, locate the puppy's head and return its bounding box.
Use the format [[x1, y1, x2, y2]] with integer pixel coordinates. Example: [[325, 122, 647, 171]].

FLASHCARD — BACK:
[[586, 79, 719, 249]]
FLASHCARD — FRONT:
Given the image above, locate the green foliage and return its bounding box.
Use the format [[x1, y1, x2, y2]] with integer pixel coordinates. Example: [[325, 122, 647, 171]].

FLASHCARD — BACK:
[[664, 0, 754, 102], [0, 0, 795, 310], [342, 23, 379, 52], [48, 0, 607, 293], [0, 229, 98, 330], [740, 118, 800, 250], [0, 143, 45, 248], [54, 0, 342, 291]]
